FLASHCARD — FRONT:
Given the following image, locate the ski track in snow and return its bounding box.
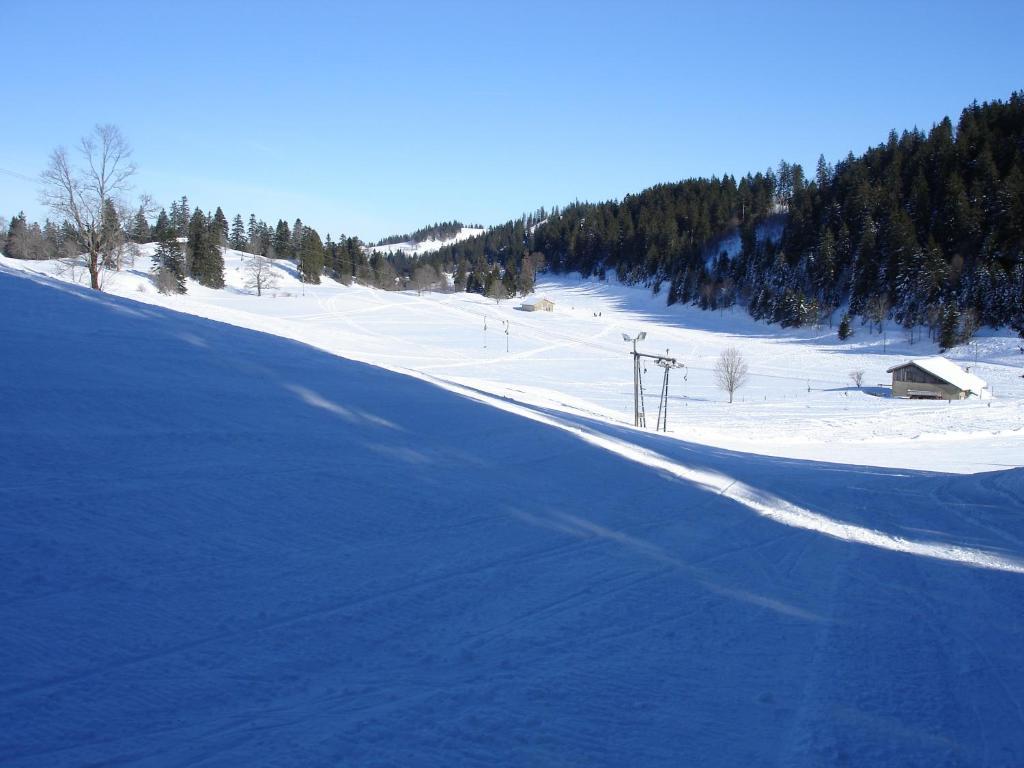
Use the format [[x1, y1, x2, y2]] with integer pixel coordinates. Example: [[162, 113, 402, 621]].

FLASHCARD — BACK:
[[2, 255, 1024, 766], [421, 377, 1024, 575]]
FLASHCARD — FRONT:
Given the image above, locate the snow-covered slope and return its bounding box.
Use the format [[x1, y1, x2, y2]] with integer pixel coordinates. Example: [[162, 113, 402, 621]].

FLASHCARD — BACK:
[[2, 268, 1024, 766], [3, 249, 1021, 474], [365, 226, 485, 256]]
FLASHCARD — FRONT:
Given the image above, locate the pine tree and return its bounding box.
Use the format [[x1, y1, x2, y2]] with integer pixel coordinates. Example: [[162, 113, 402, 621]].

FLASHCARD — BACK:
[[154, 209, 171, 240], [179, 196, 190, 235], [211, 207, 229, 248], [168, 201, 180, 235], [171, 196, 191, 237], [939, 304, 960, 350], [229, 214, 247, 250], [453, 258, 468, 291], [99, 199, 125, 269], [188, 210, 224, 288], [5, 212, 28, 257], [273, 219, 291, 259], [323, 234, 345, 280], [247, 214, 259, 252], [815, 154, 832, 190], [298, 227, 324, 283], [290, 218, 304, 260], [42, 219, 63, 259], [502, 260, 518, 297], [131, 206, 151, 243], [151, 225, 186, 294], [838, 312, 853, 340], [337, 237, 359, 285]]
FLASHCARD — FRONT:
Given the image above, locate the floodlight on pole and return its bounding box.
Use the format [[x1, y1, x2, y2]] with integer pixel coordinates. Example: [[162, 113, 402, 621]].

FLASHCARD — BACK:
[[623, 333, 682, 431], [623, 331, 647, 427]]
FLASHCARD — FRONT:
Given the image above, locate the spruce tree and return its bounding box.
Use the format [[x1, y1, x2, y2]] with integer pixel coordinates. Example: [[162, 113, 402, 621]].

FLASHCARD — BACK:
[[152, 226, 186, 294], [838, 313, 852, 340], [298, 227, 324, 283], [187, 210, 224, 288], [247, 214, 259, 252], [6, 212, 27, 257], [168, 201, 180, 235], [273, 219, 291, 259], [502, 260, 517, 297], [154, 209, 171, 240], [939, 304, 960, 350], [229, 214, 247, 250], [177, 196, 190, 236], [99, 199, 125, 268], [131, 207, 151, 243], [453, 258, 467, 291], [212, 207, 229, 248], [42, 219, 63, 258], [290, 218, 304, 260], [323, 233, 335, 271], [337, 237, 359, 284]]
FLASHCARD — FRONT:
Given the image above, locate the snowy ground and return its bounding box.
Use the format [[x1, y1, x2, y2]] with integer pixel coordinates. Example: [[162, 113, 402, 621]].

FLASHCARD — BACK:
[[1, 265, 1024, 766], [3, 247, 1021, 474], [365, 226, 486, 256]]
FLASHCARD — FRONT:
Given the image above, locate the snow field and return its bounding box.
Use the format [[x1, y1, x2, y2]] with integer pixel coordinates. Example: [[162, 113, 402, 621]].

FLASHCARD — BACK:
[[365, 226, 486, 256], [2, 270, 1024, 766], [2, 247, 1021, 474]]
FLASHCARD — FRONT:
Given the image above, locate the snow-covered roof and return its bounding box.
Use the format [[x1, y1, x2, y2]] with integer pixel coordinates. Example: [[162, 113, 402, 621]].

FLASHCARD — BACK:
[[887, 356, 988, 395], [521, 299, 554, 310]]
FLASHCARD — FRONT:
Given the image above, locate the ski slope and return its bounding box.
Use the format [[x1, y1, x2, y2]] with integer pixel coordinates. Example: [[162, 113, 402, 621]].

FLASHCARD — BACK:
[[3, 247, 1022, 474], [365, 226, 486, 256], [2, 267, 1024, 766]]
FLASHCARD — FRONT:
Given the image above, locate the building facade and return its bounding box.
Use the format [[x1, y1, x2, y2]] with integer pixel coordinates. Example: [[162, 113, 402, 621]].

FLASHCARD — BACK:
[[886, 357, 989, 400]]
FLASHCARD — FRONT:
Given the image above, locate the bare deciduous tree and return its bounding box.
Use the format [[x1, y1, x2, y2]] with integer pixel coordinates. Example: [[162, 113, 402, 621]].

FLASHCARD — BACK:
[[714, 347, 749, 403], [518, 251, 544, 294], [865, 293, 891, 334], [849, 370, 865, 388], [411, 264, 439, 295], [154, 265, 182, 295], [372, 258, 398, 290], [960, 307, 980, 343], [245, 254, 278, 297], [820, 295, 838, 328], [40, 124, 137, 290], [487, 276, 507, 304]]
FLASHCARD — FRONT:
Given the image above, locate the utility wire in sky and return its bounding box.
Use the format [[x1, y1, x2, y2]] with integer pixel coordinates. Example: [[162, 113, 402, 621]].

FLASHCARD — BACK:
[[0, 167, 36, 182]]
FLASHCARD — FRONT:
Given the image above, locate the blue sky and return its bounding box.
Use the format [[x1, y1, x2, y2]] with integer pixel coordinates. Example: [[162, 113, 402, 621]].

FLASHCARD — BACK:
[[2, 0, 1022, 242]]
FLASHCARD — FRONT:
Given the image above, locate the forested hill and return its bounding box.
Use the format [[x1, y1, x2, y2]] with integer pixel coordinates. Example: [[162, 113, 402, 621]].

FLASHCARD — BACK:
[[430, 92, 1024, 340], [373, 220, 473, 247]]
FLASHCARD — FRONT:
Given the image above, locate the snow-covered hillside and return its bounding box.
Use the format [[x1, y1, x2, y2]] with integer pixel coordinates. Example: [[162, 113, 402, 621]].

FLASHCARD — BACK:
[[3, 268, 1024, 766], [365, 226, 485, 256], [3, 248, 1022, 474]]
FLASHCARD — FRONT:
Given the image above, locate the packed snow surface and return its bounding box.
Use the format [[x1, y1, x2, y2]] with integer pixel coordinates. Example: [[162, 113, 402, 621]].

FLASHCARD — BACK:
[[3, 247, 1022, 475], [2, 253, 1024, 766]]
